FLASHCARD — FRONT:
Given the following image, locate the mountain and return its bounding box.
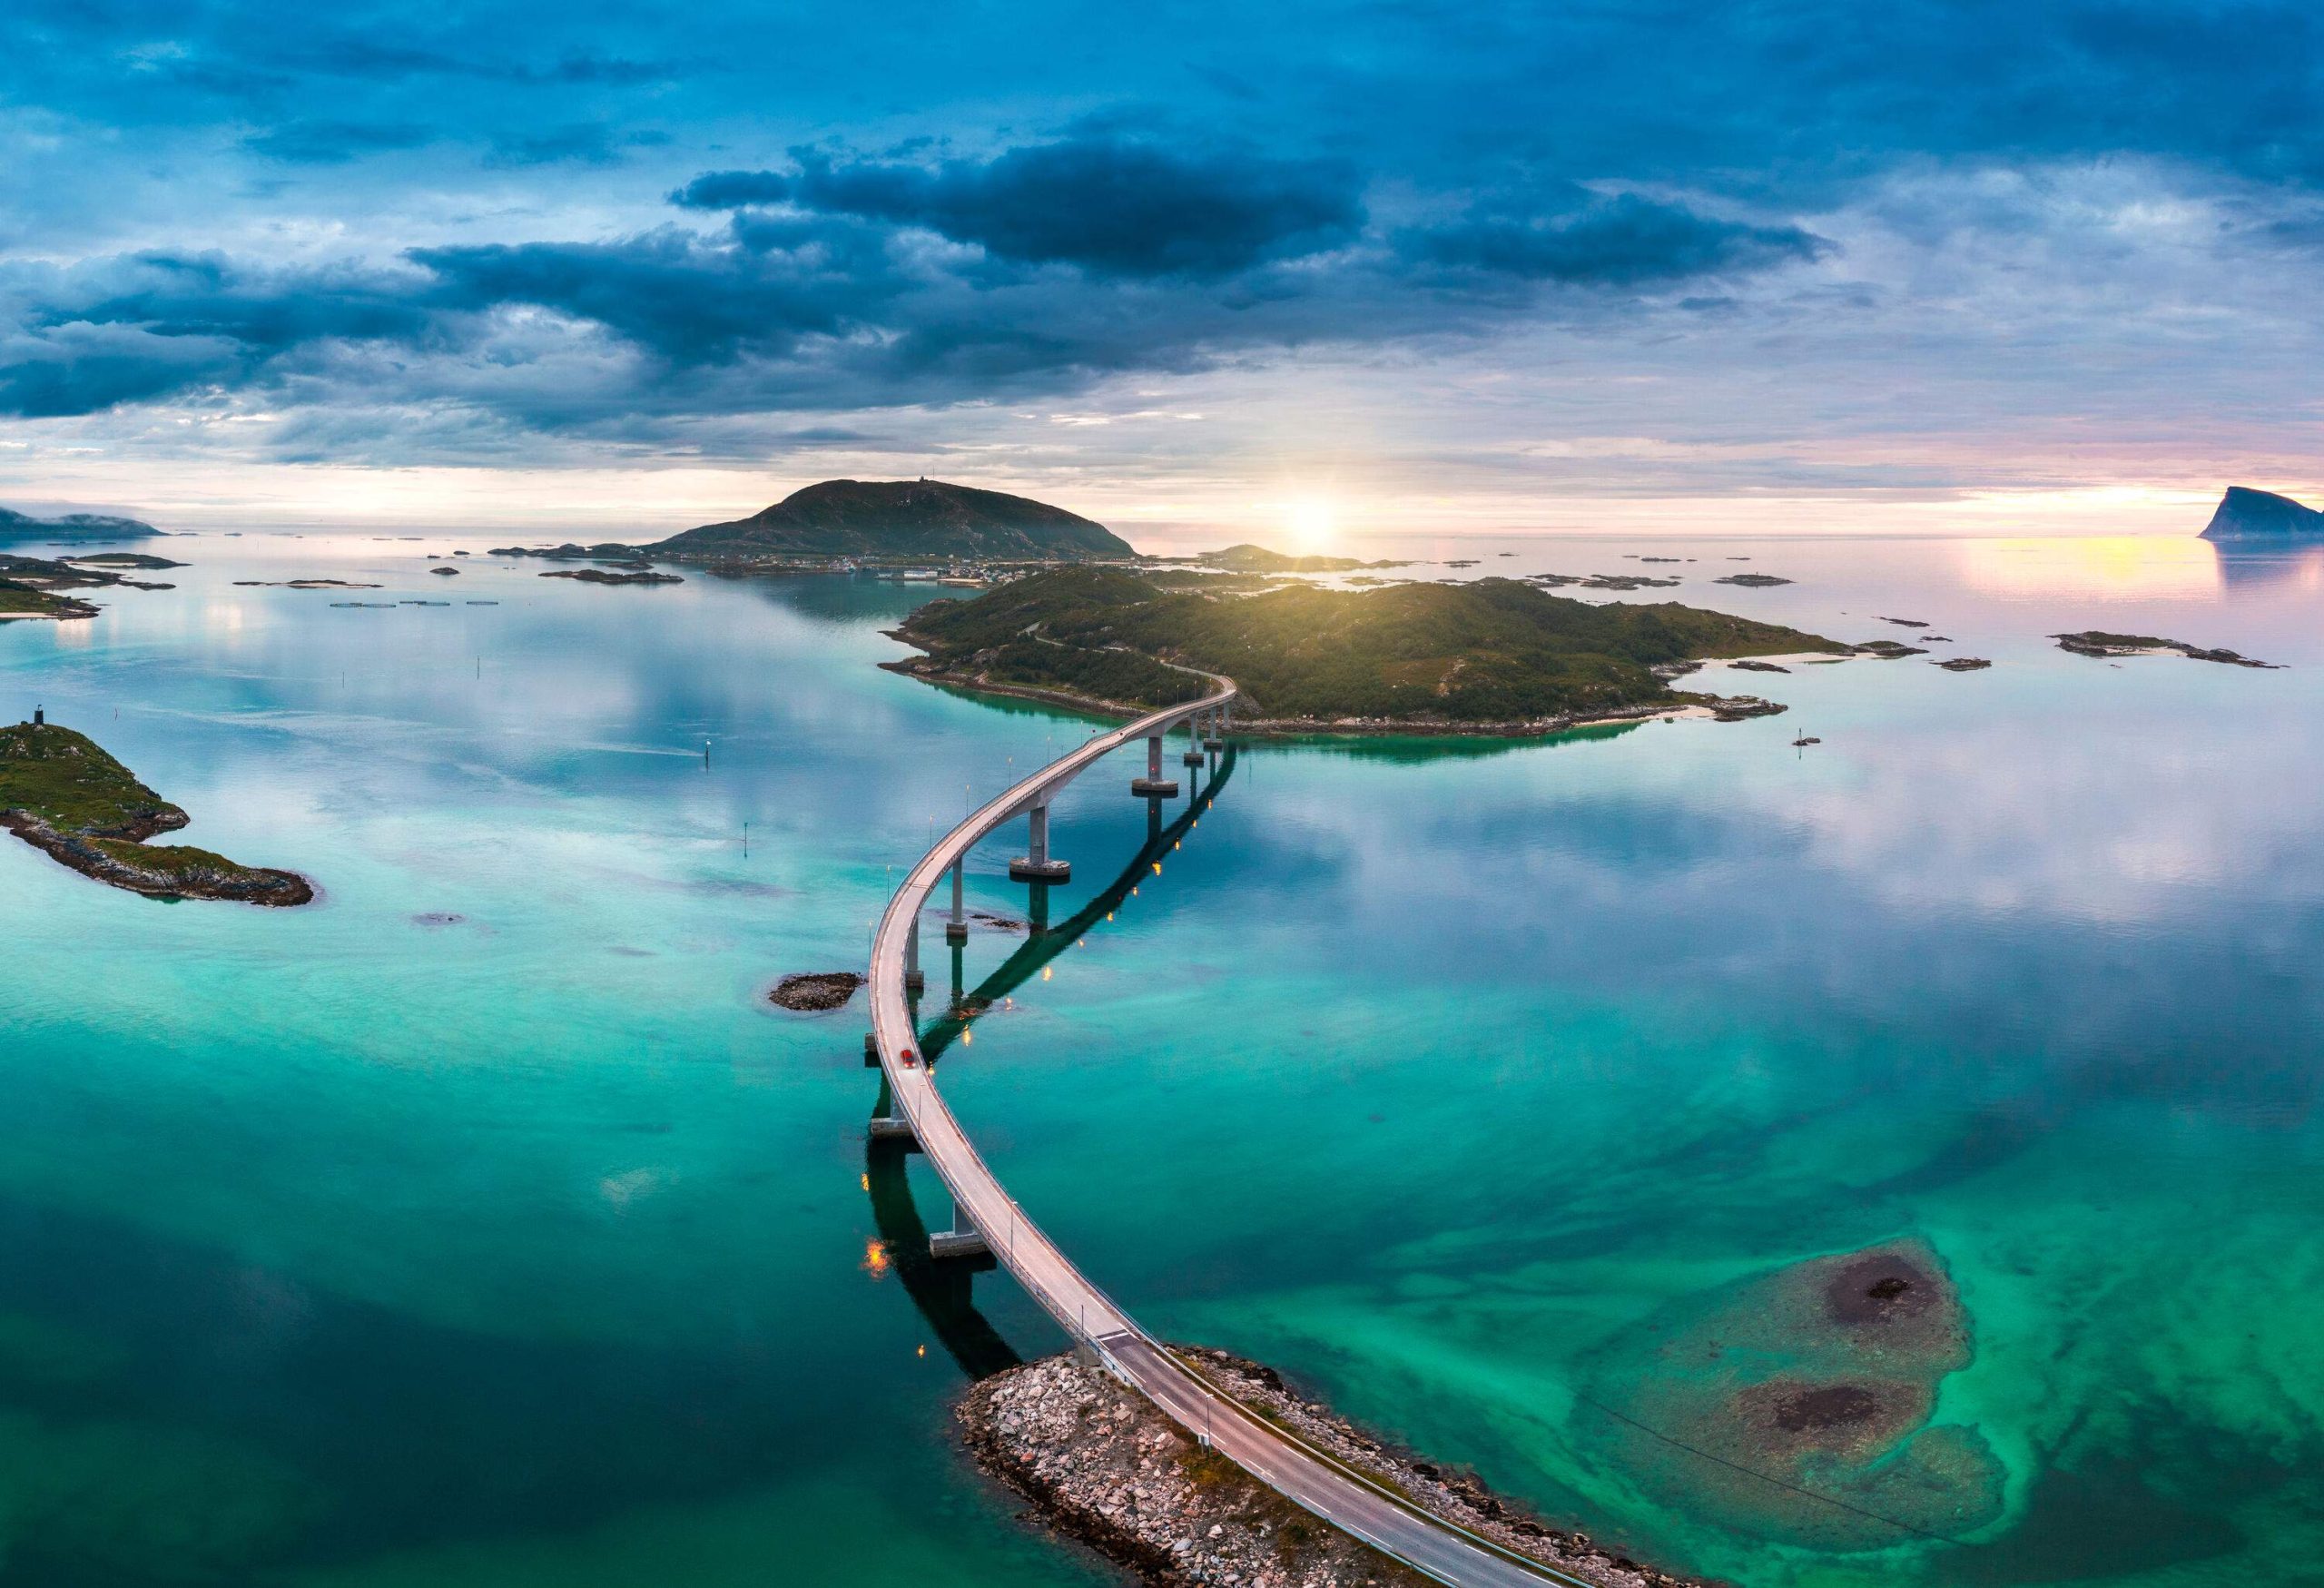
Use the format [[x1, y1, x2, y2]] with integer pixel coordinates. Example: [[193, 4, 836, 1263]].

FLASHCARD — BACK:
[[2201, 487, 2324, 539], [0, 508, 162, 542], [654, 479, 1133, 560]]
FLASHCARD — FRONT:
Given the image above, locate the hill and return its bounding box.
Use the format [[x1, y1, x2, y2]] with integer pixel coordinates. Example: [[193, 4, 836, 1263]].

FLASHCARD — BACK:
[[1195, 544, 1407, 573], [654, 479, 1133, 560], [0, 719, 311, 904], [891, 567, 1846, 728], [0, 507, 162, 542], [2201, 487, 2323, 538]]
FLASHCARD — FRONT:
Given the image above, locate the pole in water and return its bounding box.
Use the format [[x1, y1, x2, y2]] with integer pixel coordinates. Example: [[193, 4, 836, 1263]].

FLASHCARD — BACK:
[[704, 739, 711, 769], [743, 821, 749, 858]]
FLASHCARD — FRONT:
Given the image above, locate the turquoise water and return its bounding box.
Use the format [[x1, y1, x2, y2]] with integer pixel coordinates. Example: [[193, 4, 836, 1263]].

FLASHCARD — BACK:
[[2, 532, 2321, 1585]]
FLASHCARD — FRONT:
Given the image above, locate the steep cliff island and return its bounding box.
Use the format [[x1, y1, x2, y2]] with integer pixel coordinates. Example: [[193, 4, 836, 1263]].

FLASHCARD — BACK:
[[890, 567, 1849, 734], [0, 721, 312, 904]]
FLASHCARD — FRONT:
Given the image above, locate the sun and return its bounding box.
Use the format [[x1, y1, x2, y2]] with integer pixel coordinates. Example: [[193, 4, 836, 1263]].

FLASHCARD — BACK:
[[1285, 497, 1335, 552]]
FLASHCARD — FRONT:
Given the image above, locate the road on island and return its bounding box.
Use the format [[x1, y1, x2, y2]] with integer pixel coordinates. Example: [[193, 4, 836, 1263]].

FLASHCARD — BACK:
[[866, 674, 1588, 1588]]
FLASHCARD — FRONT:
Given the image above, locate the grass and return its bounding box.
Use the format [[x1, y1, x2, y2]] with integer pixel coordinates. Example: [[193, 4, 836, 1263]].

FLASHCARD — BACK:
[[901, 566, 1844, 724], [0, 582, 92, 617], [0, 723, 179, 834]]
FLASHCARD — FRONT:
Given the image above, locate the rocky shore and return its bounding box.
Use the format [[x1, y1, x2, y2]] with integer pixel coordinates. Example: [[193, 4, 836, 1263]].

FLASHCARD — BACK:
[[0, 721, 313, 905], [961, 1350, 1704, 1588], [0, 810, 313, 904]]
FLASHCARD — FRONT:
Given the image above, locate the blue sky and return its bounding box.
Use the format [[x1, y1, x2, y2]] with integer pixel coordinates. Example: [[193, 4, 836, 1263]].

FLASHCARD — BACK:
[[2, 0, 2319, 538]]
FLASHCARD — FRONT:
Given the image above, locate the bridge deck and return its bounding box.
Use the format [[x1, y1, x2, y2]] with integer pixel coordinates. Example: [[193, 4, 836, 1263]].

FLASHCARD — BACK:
[[867, 680, 1580, 1588]]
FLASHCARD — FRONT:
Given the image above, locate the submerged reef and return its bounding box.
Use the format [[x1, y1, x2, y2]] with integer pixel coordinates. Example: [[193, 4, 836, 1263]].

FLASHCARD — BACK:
[[1579, 1238, 2004, 1551]]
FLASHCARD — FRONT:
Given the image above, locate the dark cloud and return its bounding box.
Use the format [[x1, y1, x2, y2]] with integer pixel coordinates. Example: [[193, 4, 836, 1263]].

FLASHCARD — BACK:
[[1408, 193, 1831, 286], [783, 135, 1366, 278], [672, 170, 792, 210], [243, 120, 437, 164]]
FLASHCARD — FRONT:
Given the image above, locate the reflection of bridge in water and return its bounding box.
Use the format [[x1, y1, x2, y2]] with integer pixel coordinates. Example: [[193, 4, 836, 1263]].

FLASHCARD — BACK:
[[864, 684, 1584, 1587], [862, 745, 1236, 1379]]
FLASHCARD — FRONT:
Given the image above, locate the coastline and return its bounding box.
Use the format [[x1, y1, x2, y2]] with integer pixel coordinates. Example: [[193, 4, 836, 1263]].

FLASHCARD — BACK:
[[881, 651, 1780, 740], [0, 809, 315, 905], [961, 1349, 1703, 1588]]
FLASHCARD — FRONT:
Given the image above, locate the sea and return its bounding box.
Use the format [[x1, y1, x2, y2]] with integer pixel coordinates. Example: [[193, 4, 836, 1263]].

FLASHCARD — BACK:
[[1, 528, 2319, 1587]]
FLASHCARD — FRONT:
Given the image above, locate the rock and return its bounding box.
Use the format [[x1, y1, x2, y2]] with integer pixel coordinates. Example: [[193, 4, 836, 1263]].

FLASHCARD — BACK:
[[2051, 631, 2275, 666], [429, 566, 460, 577], [1935, 656, 1992, 671], [1713, 573, 1792, 587], [961, 1350, 1704, 1588], [1848, 639, 1926, 658], [769, 971, 863, 1011], [1728, 659, 1790, 673]]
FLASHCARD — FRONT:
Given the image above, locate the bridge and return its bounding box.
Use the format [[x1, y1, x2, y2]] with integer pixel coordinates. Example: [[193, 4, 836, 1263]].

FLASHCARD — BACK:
[[866, 679, 1586, 1587]]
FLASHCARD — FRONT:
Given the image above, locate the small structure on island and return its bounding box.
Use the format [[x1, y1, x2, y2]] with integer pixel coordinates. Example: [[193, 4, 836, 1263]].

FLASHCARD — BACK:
[[30, 706, 41, 726]]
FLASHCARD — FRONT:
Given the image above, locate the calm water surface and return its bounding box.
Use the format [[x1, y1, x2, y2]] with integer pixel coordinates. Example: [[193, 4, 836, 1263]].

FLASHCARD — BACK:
[[2, 530, 2320, 1586]]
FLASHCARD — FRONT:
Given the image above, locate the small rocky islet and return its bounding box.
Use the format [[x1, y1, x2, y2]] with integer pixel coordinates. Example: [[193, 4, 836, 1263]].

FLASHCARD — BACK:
[[2052, 631, 2275, 667], [0, 718, 312, 905], [769, 971, 863, 1011]]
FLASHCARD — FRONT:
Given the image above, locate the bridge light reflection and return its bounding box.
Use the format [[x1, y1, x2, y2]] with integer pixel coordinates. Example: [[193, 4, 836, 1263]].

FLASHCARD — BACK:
[[1041, 965, 1052, 981], [862, 1239, 891, 1278]]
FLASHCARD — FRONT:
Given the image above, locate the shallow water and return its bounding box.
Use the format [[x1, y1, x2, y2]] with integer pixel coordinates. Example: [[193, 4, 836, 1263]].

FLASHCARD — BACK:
[[2, 531, 2320, 1586]]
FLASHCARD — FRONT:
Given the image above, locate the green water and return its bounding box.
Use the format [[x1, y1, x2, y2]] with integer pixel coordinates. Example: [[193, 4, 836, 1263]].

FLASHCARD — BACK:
[[2, 532, 2320, 1585]]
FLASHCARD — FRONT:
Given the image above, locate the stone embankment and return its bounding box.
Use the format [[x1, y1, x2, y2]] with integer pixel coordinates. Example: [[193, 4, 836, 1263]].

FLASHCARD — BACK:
[[961, 1350, 1704, 1588]]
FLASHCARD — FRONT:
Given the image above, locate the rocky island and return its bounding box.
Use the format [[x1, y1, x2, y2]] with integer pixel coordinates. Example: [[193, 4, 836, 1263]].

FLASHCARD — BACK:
[[0, 719, 312, 904], [890, 567, 1855, 734], [1186, 544, 1410, 574], [2200, 485, 2323, 538], [2052, 631, 2274, 666]]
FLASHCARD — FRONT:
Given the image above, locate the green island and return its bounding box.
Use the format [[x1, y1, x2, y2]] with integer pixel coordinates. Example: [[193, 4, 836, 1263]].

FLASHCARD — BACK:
[[0, 583, 98, 620], [890, 567, 1849, 732], [1172, 543, 1410, 574], [0, 720, 313, 905]]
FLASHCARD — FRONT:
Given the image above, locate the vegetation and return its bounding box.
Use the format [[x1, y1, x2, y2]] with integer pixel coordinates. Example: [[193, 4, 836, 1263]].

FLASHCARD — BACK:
[[0, 581, 95, 617], [0, 722, 182, 833], [655, 478, 1135, 560], [0, 721, 310, 903], [1189, 543, 1405, 573], [897, 567, 1846, 725]]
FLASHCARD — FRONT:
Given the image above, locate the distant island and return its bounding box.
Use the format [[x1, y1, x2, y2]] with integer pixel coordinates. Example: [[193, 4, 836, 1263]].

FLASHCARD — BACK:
[[2201, 487, 2323, 539], [0, 718, 312, 904], [655, 478, 1135, 561], [0, 506, 163, 542], [890, 567, 1848, 734], [1186, 544, 1409, 574]]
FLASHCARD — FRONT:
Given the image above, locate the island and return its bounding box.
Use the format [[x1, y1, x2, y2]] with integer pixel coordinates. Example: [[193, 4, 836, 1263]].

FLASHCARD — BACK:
[[655, 478, 1135, 562], [1187, 543, 1409, 574], [888, 567, 1852, 734], [542, 567, 683, 586], [0, 582, 99, 620], [0, 506, 163, 543], [2052, 631, 2274, 666], [0, 718, 313, 904], [2200, 486, 2323, 538], [0, 552, 176, 592]]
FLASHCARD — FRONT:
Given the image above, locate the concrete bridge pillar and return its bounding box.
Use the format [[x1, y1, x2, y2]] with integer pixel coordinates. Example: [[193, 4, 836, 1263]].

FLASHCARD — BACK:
[[1183, 710, 1206, 766], [904, 914, 925, 993], [1131, 732, 1178, 797], [868, 1083, 918, 1145], [1009, 799, 1071, 882], [931, 1198, 991, 1259], [945, 856, 969, 943], [1205, 700, 1227, 750]]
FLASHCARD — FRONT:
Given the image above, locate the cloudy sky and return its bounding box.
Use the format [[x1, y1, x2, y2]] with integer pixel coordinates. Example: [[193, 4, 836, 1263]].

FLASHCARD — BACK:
[[2, 0, 2319, 541]]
